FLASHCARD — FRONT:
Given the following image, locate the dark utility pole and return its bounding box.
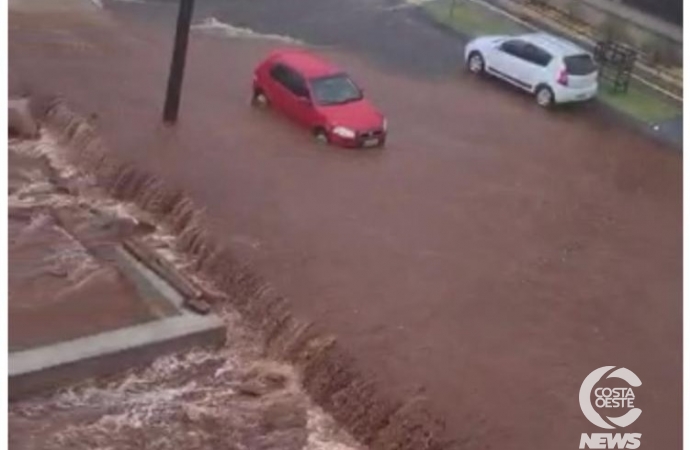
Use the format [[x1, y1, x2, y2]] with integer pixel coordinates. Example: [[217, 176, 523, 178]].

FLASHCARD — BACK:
[[163, 0, 196, 124]]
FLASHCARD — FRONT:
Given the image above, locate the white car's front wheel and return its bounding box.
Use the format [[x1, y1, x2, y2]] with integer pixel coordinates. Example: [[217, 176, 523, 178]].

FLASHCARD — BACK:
[[467, 52, 485, 75], [535, 85, 554, 108]]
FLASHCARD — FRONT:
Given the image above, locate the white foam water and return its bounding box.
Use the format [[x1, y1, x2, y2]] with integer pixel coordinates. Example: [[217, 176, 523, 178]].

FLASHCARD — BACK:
[[11, 316, 362, 449], [192, 17, 304, 45]]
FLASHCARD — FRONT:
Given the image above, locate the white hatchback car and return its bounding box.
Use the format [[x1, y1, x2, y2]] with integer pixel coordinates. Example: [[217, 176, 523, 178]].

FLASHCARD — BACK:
[[464, 32, 598, 107]]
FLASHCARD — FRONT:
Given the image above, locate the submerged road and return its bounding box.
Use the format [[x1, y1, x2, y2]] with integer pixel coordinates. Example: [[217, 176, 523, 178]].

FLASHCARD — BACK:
[[9, 0, 682, 448]]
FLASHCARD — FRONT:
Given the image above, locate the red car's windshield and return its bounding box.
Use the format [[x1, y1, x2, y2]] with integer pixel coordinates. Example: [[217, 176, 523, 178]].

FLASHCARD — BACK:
[[309, 73, 362, 106]]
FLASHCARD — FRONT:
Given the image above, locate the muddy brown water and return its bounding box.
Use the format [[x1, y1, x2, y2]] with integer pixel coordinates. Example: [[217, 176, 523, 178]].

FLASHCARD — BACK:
[[8, 131, 364, 450], [9, 7, 682, 450]]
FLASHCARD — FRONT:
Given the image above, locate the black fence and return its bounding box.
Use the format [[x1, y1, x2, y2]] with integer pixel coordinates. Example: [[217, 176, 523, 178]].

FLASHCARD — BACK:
[[621, 0, 682, 26], [594, 40, 638, 93]]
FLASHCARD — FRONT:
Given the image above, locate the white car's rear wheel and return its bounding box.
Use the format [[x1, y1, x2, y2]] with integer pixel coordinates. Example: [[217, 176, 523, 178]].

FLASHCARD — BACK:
[[467, 52, 485, 75], [535, 85, 554, 108]]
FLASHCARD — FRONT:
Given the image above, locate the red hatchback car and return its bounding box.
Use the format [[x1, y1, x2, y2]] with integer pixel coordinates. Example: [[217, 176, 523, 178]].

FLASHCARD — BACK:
[[252, 49, 387, 148]]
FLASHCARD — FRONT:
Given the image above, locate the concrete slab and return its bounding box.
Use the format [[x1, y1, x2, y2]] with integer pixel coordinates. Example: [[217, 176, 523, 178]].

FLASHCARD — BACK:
[[9, 314, 226, 400], [8, 206, 158, 352], [113, 245, 184, 316], [8, 136, 226, 400]]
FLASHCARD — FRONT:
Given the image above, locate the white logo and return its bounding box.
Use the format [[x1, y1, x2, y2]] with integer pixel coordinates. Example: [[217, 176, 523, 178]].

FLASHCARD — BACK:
[[579, 366, 642, 449]]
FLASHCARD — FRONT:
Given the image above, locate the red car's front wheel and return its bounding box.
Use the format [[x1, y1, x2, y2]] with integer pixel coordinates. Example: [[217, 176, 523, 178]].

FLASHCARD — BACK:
[[313, 127, 330, 144]]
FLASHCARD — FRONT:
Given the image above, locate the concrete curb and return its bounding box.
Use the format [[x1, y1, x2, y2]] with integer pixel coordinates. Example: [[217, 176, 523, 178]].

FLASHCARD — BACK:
[[9, 314, 226, 400]]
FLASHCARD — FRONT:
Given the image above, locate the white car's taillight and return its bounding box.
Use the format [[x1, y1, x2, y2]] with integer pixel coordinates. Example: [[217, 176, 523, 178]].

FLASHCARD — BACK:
[[557, 68, 569, 86]]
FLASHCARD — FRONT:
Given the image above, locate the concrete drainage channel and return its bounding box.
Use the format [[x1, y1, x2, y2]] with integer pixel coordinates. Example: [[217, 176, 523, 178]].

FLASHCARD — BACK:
[[8, 97, 453, 449]]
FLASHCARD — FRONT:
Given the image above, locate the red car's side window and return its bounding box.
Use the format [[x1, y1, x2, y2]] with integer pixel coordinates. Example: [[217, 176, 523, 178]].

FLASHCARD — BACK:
[[269, 63, 289, 84], [271, 63, 309, 98]]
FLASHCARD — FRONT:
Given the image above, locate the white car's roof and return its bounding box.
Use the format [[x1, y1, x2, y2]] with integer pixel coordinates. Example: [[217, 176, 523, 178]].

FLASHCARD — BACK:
[[518, 33, 588, 57]]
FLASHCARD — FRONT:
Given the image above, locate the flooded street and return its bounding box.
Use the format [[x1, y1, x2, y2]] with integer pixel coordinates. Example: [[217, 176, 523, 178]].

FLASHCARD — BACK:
[[8, 1, 682, 449], [8, 126, 362, 450]]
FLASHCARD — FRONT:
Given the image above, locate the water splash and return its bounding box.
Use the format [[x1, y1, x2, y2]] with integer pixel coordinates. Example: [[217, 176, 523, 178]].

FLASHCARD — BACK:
[[192, 17, 304, 44], [10, 309, 361, 450]]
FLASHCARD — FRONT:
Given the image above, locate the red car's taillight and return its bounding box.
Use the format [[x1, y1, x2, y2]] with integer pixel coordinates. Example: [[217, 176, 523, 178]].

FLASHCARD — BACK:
[[557, 68, 569, 86]]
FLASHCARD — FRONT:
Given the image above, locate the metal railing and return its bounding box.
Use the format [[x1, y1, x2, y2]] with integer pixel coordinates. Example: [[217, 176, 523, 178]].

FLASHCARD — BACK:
[[521, 0, 681, 98]]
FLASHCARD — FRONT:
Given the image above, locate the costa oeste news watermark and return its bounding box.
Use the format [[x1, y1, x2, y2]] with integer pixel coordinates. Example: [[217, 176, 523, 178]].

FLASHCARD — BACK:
[[579, 366, 641, 449]]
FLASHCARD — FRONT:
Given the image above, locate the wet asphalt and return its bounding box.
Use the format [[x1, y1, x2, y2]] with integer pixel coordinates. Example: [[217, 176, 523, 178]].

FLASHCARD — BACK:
[[106, 0, 468, 77]]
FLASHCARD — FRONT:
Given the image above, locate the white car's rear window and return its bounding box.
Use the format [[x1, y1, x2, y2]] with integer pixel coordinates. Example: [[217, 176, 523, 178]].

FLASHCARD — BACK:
[[564, 54, 597, 75]]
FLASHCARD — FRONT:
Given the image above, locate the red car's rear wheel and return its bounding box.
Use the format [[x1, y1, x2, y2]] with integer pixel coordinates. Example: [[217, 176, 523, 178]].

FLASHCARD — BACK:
[[251, 87, 269, 107]]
